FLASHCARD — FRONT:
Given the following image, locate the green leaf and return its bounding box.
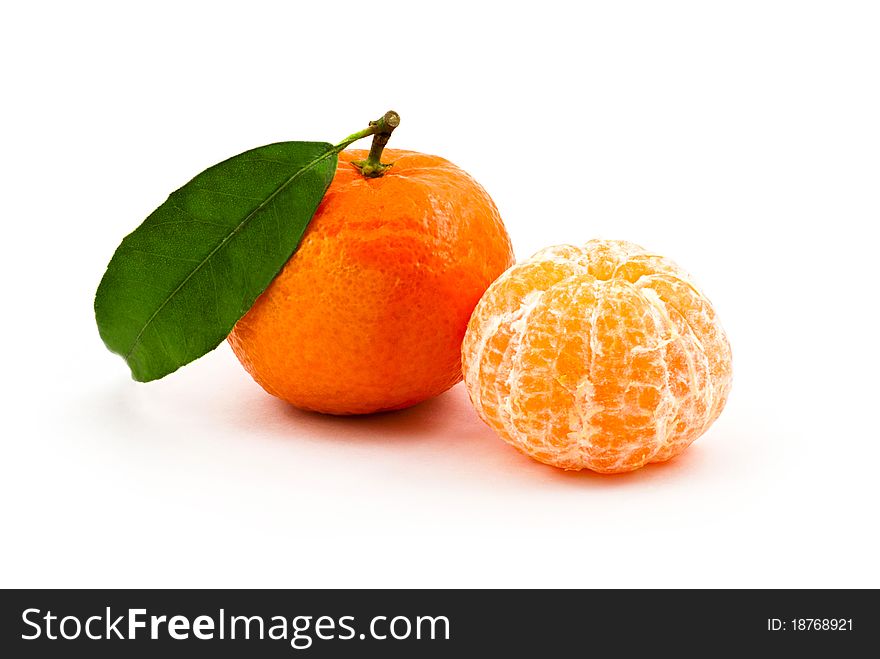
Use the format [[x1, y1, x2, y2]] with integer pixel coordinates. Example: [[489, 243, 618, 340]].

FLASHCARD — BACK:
[[95, 141, 338, 381]]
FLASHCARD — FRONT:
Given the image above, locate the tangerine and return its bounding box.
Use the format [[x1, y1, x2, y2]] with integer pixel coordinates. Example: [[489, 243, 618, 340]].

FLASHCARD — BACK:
[[229, 148, 515, 415], [461, 240, 732, 473]]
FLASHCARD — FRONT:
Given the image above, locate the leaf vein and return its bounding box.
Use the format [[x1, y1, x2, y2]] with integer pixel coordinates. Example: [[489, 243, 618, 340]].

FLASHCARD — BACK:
[[190, 187, 264, 202], [129, 249, 202, 264]]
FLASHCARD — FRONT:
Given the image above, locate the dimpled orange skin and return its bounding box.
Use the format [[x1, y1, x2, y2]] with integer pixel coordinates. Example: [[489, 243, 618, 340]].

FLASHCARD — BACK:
[[461, 240, 732, 473], [228, 149, 515, 415]]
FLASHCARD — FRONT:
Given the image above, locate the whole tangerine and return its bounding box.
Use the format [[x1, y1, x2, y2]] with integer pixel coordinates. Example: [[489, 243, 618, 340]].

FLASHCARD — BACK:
[[229, 148, 515, 415], [461, 240, 732, 473]]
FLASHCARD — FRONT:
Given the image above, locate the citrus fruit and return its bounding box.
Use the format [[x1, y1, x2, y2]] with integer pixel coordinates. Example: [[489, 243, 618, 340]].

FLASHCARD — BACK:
[[461, 239, 732, 473], [228, 148, 515, 415]]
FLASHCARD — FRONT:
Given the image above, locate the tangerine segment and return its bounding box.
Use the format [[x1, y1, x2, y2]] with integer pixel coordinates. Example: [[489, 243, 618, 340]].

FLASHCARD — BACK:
[[461, 240, 732, 473], [229, 149, 514, 415]]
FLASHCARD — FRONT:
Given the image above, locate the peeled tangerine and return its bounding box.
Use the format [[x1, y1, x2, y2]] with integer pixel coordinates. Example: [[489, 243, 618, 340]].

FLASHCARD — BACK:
[[461, 240, 732, 474]]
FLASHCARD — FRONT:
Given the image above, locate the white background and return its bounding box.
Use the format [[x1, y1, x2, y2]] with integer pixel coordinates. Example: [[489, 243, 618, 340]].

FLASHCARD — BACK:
[[2, 1, 878, 588]]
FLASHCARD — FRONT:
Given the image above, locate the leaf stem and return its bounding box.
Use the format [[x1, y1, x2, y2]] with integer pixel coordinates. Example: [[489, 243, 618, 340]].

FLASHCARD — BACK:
[[335, 110, 400, 178]]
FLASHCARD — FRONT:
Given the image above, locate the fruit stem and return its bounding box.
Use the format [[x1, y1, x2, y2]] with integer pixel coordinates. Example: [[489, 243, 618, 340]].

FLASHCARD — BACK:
[[333, 110, 400, 178]]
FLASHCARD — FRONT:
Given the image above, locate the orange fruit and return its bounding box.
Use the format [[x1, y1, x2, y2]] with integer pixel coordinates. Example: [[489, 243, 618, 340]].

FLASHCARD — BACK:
[[228, 148, 515, 415], [461, 240, 732, 473]]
